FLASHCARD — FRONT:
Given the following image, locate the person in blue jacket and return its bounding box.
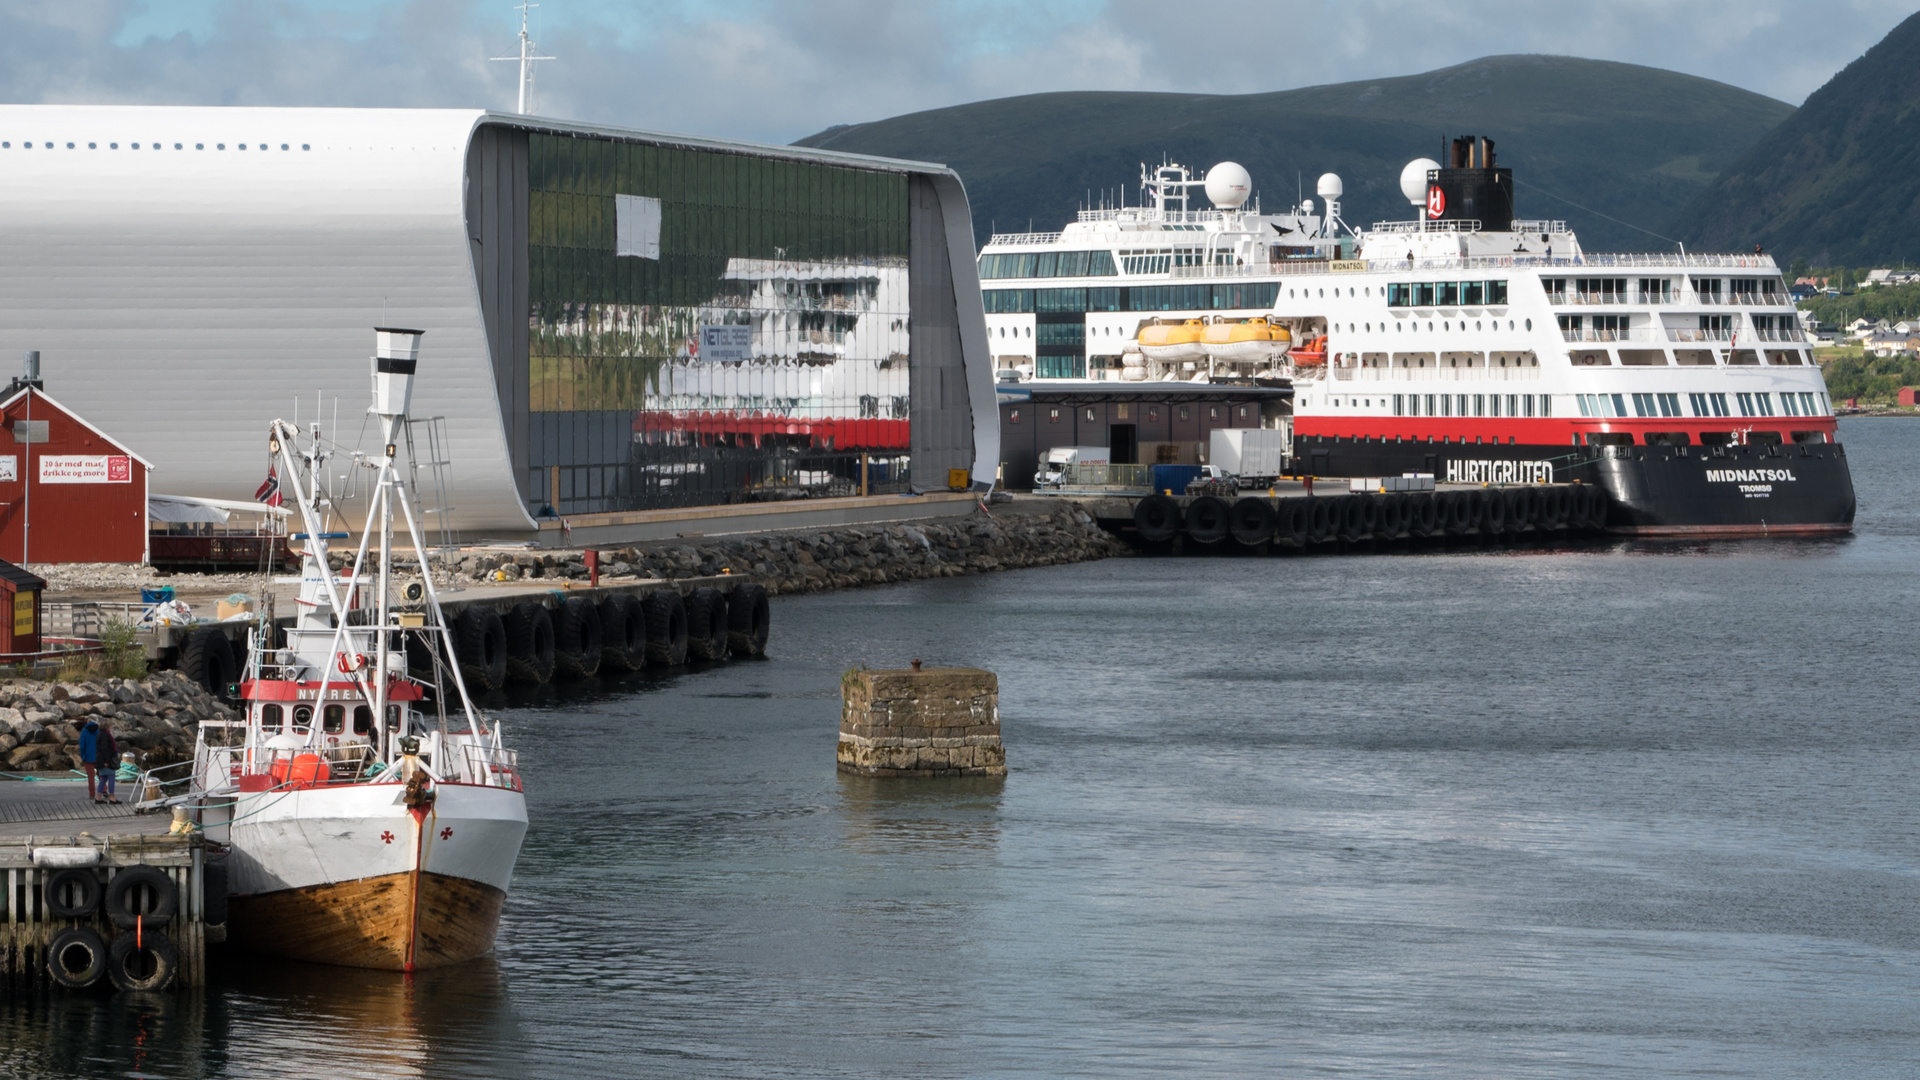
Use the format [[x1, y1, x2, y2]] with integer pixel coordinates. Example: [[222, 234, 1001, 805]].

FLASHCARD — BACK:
[[77, 718, 101, 802]]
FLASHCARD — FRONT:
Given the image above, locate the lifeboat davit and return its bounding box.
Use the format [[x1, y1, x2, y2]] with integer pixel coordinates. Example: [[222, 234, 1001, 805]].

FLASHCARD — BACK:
[[1289, 334, 1329, 367], [1202, 317, 1292, 361], [1137, 319, 1208, 362]]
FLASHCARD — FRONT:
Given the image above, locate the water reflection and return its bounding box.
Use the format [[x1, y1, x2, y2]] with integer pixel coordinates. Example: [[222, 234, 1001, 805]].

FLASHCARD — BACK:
[[836, 773, 1004, 858]]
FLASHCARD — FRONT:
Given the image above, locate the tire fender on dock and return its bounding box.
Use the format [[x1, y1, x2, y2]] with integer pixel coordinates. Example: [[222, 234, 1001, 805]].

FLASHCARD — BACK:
[[598, 593, 648, 673], [1185, 496, 1230, 545], [504, 602, 556, 685], [643, 590, 689, 667], [1228, 498, 1275, 546], [453, 605, 508, 692], [553, 596, 604, 679], [726, 583, 771, 657], [1133, 494, 1182, 543], [686, 587, 730, 662]]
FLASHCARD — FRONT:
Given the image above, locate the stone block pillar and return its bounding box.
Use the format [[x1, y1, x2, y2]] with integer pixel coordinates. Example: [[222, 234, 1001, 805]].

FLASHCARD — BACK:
[[838, 666, 1006, 777]]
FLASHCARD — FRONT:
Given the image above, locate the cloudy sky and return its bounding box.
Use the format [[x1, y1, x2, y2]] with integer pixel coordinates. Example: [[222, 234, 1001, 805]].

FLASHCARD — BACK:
[[7, 0, 1914, 144]]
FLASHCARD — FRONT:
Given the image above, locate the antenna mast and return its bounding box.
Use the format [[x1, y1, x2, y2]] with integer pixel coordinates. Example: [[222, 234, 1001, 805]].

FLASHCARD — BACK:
[[491, 2, 555, 115]]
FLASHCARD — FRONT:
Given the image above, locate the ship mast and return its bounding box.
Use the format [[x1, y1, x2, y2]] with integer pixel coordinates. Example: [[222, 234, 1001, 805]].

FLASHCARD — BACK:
[[491, 1, 555, 115]]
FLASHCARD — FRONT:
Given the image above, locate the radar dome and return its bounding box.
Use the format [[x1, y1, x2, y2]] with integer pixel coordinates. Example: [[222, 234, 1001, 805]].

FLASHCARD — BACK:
[[1400, 158, 1441, 206], [1204, 162, 1252, 208], [1316, 173, 1344, 199]]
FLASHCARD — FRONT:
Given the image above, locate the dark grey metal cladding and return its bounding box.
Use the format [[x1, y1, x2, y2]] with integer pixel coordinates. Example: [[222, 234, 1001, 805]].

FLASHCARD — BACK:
[[464, 123, 533, 507], [908, 173, 978, 491]]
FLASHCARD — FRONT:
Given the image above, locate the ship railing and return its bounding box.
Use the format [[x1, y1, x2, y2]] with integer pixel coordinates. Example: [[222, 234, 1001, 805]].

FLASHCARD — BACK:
[[1753, 327, 1806, 342], [1547, 291, 1633, 305], [1560, 328, 1660, 342], [1367, 220, 1485, 234], [984, 231, 1065, 247], [1666, 328, 1736, 342], [1510, 220, 1573, 235], [455, 744, 523, 791], [1243, 252, 1783, 281]]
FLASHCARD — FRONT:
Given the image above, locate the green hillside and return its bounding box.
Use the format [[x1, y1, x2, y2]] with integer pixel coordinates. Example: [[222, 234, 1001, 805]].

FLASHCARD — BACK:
[[1671, 12, 1920, 264], [797, 55, 1793, 252]]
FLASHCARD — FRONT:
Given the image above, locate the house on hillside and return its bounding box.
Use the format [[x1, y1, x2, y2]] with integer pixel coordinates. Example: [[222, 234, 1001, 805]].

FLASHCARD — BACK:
[[1850, 317, 1889, 339], [1863, 331, 1918, 357], [1864, 269, 1894, 288], [1789, 282, 1819, 302], [1899, 387, 1919, 408]]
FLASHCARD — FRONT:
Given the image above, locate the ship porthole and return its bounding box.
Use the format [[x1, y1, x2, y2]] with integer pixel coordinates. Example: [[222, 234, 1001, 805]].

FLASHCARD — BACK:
[[1525, 319, 1532, 331]]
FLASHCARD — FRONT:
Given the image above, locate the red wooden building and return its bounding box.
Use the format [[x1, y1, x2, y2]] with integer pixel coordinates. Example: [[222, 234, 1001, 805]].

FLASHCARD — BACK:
[[0, 386, 152, 564], [1900, 387, 1918, 408], [0, 559, 45, 656]]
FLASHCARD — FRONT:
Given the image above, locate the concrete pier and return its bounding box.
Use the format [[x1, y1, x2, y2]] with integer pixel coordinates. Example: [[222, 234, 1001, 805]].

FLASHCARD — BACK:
[[838, 665, 1006, 778]]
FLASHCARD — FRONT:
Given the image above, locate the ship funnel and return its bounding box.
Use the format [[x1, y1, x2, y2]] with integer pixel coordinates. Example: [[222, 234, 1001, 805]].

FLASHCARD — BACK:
[[371, 327, 423, 418]]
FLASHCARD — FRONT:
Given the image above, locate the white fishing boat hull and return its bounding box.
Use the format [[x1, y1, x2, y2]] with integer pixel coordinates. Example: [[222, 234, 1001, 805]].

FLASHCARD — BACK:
[[224, 780, 528, 971]]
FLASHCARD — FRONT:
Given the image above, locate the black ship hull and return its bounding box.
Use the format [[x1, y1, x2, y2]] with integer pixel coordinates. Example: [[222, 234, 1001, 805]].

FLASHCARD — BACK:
[[1295, 436, 1855, 536]]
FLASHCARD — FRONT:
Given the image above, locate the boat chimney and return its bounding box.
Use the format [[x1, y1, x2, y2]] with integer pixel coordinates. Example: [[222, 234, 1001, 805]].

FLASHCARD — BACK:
[[371, 328, 423, 418]]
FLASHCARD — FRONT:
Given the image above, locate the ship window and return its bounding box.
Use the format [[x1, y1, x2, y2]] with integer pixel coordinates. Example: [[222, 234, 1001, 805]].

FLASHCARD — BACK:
[[1489, 395, 1501, 417], [1056, 251, 1090, 277], [1088, 251, 1117, 276], [1801, 392, 1819, 415], [1585, 432, 1633, 446], [1699, 431, 1735, 445], [1748, 430, 1783, 445], [1710, 392, 1730, 416], [1645, 432, 1691, 446], [1540, 394, 1551, 417], [292, 705, 313, 730], [1792, 430, 1828, 443], [1524, 319, 1531, 331], [1437, 282, 1459, 305], [1413, 283, 1435, 306], [1632, 393, 1657, 418], [1462, 281, 1484, 305], [1780, 393, 1801, 417], [1035, 252, 1058, 277], [1523, 394, 1535, 418], [1393, 394, 1404, 416], [323, 704, 346, 734], [1754, 393, 1774, 416], [261, 704, 284, 731]]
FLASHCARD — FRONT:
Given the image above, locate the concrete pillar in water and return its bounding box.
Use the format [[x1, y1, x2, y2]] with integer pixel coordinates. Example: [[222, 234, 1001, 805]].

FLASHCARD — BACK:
[[838, 664, 1006, 777]]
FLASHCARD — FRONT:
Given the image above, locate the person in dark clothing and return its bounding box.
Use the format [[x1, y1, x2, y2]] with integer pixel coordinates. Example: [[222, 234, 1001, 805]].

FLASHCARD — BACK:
[[94, 720, 121, 804], [78, 719, 101, 801]]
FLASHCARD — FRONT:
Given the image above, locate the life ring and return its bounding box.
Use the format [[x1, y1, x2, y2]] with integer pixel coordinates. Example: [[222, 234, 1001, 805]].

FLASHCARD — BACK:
[[336, 652, 367, 674]]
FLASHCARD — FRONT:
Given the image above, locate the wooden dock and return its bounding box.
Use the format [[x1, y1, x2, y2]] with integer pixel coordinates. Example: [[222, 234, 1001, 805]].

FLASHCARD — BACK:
[[1, 832, 211, 992]]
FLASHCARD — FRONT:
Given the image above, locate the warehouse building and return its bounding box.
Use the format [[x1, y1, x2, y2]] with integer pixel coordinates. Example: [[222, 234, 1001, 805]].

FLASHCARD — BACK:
[[0, 106, 996, 535]]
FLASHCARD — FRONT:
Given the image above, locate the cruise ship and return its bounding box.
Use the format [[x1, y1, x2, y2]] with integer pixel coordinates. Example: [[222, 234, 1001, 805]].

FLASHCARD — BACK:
[[979, 137, 1855, 535]]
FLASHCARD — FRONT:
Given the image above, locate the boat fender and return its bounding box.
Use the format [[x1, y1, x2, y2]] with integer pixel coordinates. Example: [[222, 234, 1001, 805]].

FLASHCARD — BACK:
[[108, 929, 178, 993], [105, 865, 178, 930], [46, 927, 109, 990], [45, 867, 101, 918], [1132, 494, 1182, 544]]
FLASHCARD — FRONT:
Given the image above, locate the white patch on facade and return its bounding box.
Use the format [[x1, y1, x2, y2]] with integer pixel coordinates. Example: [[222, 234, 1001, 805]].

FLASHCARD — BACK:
[[615, 193, 661, 259]]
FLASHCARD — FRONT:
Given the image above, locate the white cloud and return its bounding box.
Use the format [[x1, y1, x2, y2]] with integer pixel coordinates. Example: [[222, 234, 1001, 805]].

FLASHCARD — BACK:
[[0, 0, 1909, 144]]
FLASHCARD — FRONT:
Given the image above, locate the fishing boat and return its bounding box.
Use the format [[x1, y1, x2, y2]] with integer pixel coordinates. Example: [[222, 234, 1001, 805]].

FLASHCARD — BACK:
[[173, 327, 527, 971]]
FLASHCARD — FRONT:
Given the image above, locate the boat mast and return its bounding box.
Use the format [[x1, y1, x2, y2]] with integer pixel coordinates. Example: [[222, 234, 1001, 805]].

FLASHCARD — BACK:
[[490, 2, 555, 115]]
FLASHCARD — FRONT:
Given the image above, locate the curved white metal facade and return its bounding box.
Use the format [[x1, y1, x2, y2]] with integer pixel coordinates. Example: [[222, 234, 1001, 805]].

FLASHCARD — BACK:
[[0, 105, 995, 535]]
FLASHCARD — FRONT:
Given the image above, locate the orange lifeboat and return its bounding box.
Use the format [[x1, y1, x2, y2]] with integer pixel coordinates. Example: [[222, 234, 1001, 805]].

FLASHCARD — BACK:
[[1290, 334, 1328, 366]]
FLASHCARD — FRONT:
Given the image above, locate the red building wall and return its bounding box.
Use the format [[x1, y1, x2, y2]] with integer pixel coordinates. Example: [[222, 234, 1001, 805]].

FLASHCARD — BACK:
[[1900, 387, 1918, 408], [0, 389, 149, 564]]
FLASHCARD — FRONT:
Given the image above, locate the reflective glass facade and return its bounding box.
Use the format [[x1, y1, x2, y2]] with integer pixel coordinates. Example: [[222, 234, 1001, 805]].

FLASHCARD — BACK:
[[525, 134, 915, 512]]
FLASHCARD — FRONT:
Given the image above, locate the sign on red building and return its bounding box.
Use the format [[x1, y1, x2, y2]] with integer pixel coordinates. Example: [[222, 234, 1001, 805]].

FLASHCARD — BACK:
[[0, 387, 152, 564]]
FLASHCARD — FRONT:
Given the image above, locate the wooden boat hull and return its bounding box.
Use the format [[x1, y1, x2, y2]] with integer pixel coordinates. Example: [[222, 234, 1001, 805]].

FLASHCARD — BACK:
[[228, 869, 506, 971]]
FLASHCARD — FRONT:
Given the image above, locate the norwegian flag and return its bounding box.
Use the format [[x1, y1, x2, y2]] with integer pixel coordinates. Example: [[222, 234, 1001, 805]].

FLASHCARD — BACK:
[[255, 466, 283, 508]]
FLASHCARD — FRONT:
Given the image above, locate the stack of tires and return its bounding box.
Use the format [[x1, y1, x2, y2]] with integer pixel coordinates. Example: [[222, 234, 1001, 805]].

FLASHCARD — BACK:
[[449, 582, 773, 690], [45, 865, 178, 993]]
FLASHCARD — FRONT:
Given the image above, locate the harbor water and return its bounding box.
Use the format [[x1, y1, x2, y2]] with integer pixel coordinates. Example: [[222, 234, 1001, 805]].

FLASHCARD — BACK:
[[6, 418, 1920, 1078]]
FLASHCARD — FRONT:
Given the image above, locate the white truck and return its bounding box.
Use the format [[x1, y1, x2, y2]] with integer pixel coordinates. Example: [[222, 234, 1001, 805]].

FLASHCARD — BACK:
[[1032, 446, 1111, 488], [1209, 428, 1290, 484]]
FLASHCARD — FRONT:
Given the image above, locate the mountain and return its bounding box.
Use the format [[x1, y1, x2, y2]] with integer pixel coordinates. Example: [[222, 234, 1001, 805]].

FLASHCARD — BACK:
[[796, 55, 1793, 253], [1671, 12, 1920, 265]]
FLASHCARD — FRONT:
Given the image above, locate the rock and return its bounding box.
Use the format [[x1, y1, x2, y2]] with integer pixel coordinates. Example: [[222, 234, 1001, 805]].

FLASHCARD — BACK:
[[6, 744, 49, 768], [23, 708, 59, 727]]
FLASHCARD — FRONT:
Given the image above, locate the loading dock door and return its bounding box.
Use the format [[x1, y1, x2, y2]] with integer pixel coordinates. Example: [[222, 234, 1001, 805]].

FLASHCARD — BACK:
[[1109, 424, 1137, 465]]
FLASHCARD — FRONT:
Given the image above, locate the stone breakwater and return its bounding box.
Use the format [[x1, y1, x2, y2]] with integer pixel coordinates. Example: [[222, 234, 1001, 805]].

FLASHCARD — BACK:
[[446, 503, 1126, 595], [0, 671, 232, 773]]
